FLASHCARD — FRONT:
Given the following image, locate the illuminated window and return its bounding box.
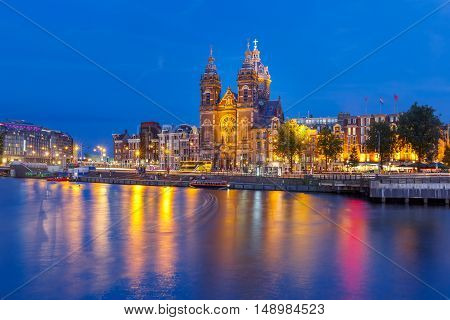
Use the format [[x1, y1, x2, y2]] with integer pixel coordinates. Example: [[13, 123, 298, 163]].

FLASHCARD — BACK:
[[241, 118, 249, 140], [202, 119, 212, 141]]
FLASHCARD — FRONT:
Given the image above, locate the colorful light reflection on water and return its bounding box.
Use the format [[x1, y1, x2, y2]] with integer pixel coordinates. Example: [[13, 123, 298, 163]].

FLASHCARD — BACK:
[[0, 178, 449, 299]]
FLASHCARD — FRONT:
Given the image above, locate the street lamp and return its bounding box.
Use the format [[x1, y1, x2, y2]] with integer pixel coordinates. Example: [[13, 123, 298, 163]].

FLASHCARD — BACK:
[[164, 147, 170, 173], [135, 150, 140, 166], [94, 146, 106, 162]]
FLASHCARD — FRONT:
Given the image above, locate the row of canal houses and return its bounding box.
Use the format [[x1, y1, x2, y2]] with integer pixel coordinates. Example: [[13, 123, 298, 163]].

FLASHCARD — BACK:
[[112, 113, 450, 172]]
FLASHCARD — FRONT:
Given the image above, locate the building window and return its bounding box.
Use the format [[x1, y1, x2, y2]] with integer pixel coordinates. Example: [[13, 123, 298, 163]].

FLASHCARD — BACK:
[[202, 119, 212, 141], [241, 119, 249, 140], [243, 89, 248, 102]]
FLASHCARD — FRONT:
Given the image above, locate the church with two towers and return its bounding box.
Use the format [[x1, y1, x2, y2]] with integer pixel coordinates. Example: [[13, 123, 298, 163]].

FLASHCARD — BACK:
[[199, 40, 284, 172]]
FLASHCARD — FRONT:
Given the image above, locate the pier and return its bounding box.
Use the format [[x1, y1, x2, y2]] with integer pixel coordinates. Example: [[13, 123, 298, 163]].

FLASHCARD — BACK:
[[369, 176, 450, 205]]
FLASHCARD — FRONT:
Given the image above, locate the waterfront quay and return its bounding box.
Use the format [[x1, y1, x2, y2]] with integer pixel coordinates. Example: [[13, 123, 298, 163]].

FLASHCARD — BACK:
[[76, 170, 450, 205]]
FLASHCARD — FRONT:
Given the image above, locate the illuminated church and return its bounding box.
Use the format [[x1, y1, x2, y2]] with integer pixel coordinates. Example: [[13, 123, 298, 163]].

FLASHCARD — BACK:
[[199, 40, 284, 172]]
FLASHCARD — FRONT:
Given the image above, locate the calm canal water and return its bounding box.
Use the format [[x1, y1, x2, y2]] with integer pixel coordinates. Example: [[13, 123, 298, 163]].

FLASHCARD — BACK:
[[0, 178, 449, 299]]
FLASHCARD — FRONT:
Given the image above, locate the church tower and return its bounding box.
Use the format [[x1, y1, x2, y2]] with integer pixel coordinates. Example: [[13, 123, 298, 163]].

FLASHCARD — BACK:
[[199, 48, 221, 163], [251, 40, 271, 101], [237, 41, 258, 107], [200, 48, 221, 110], [237, 39, 272, 107]]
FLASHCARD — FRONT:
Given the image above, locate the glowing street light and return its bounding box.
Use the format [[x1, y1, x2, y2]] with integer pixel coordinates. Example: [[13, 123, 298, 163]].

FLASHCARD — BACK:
[[94, 145, 107, 162]]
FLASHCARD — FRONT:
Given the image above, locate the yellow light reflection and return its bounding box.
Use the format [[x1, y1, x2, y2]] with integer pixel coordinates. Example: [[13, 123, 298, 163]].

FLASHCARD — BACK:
[[159, 187, 174, 232], [65, 182, 83, 251], [127, 185, 145, 279], [155, 187, 176, 274], [91, 184, 111, 258], [263, 192, 319, 289]]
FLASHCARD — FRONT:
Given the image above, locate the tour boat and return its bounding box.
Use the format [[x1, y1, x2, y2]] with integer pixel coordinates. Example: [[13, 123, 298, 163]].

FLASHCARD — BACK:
[[46, 177, 70, 182], [189, 179, 229, 189]]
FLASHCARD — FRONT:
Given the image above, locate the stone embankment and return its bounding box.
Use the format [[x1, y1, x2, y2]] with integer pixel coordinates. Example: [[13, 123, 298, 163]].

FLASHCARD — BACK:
[[76, 172, 450, 205]]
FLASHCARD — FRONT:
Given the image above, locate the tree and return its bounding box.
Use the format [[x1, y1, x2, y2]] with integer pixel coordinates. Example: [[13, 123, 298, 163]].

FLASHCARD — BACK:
[[274, 120, 298, 173], [397, 103, 442, 163], [443, 145, 450, 167], [296, 124, 310, 170], [365, 120, 397, 171], [348, 146, 359, 169], [274, 120, 309, 173], [317, 127, 343, 171]]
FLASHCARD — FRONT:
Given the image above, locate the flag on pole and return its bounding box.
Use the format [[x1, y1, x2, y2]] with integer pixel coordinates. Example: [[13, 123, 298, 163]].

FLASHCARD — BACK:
[[378, 97, 384, 114], [393, 94, 399, 114]]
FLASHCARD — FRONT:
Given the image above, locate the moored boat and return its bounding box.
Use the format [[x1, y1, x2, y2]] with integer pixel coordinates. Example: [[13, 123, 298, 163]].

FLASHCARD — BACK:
[[46, 177, 70, 182], [189, 179, 229, 189]]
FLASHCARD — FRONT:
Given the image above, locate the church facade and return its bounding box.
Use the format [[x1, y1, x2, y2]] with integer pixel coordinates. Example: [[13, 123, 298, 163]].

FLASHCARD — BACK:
[[199, 40, 284, 172]]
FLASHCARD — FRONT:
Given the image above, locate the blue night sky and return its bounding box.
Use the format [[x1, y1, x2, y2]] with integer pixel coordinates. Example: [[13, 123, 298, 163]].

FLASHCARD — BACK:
[[0, 0, 449, 151]]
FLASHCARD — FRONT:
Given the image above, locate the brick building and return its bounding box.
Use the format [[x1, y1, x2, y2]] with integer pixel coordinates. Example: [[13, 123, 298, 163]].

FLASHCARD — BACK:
[[139, 121, 161, 165], [158, 124, 200, 170], [112, 130, 140, 166]]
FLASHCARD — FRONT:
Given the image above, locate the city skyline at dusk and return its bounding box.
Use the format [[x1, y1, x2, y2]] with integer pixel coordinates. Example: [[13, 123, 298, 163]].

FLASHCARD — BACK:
[[2, 1, 450, 312], [0, 0, 449, 147]]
